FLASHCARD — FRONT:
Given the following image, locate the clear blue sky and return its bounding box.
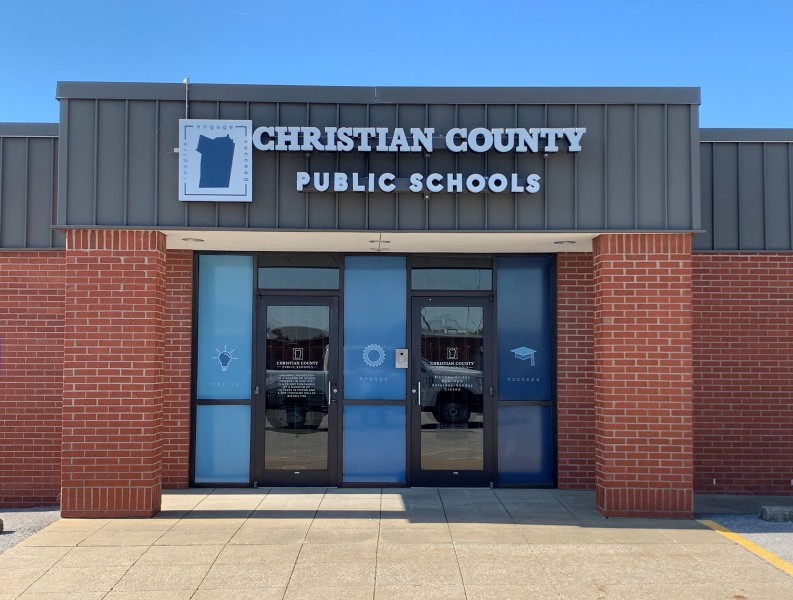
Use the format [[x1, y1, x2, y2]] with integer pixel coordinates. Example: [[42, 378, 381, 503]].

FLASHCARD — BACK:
[[1, 1, 791, 127]]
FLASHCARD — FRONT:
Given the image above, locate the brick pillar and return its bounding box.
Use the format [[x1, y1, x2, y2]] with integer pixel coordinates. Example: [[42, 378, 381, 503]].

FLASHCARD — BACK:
[[62, 230, 166, 518], [162, 249, 193, 489], [556, 253, 595, 490], [592, 234, 693, 518]]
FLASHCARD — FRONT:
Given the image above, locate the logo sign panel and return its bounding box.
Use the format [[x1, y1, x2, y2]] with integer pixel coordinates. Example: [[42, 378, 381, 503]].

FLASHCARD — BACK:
[[179, 119, 252, 202]]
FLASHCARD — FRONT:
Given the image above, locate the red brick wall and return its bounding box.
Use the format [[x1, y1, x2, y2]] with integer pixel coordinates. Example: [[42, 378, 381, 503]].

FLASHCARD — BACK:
[[0, 252, 65, 508], [162, 250, 193, 489], [556, 253, 596, 489], [62, 230, 166, 517], [592, 234, 694, 518], [692, 254, 793, 494]]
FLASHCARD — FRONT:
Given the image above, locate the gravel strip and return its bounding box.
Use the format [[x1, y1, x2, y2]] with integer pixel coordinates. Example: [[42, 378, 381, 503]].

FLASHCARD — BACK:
[[0, 506, 60, 554], [700, 513, 793, 565]]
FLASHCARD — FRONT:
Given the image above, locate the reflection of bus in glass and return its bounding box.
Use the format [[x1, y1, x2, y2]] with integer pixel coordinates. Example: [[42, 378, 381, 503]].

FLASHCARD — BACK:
[[419, 358, 483, 424], [419, 324, 484, 425], [265, 326, 329, 429]]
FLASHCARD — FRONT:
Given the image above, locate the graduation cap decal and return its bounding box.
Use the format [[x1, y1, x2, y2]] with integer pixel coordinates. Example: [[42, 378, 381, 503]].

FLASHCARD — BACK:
[[510, 346, 537, 366]]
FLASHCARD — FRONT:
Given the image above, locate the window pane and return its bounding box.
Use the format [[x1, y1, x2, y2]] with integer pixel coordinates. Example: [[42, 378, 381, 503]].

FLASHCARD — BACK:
[[343, 405, 405, 483], [496, 256, 553, 401], [411, 269, 492, 290], [264, 305, 330, 470], [343, 256, 407, 400], [498, 405, 553, 484], [195, 405, 251, 483], [419, 306, 485, 471], [196, 255, 253, 400], [258, 267, 339, 290]]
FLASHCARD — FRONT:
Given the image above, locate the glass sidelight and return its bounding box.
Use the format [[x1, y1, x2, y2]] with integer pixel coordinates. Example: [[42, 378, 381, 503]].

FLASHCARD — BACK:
[[410, 297, 494, 486], [254, 297, 339, 485]]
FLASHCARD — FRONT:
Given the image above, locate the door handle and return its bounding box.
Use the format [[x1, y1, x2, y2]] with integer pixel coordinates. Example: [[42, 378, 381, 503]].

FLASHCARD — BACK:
[[327, 381, 339, 405], [417, 381, 422, 407]]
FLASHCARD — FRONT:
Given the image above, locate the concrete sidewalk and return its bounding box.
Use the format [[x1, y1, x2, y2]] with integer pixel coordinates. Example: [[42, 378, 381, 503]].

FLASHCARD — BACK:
[[1, 488, 792, 600]]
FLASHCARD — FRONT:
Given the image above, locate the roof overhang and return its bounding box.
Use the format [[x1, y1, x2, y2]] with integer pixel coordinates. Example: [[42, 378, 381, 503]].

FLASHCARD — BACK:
[[161, 230, 597, 253]]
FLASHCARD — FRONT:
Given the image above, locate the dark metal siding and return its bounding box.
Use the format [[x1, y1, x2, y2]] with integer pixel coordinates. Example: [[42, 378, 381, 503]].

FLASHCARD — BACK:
[[0, 124, 61, 249], [57, 83, 700, 233], [697, 129, 793, 251]]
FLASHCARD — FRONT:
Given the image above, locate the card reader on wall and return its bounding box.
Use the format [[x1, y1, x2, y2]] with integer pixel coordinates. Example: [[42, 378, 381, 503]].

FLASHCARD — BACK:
[[395, 349, 408, 369]]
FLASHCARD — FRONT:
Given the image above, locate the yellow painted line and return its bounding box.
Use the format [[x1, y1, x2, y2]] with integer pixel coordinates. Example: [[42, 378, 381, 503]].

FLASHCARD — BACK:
[[699, 519, 793, 578]]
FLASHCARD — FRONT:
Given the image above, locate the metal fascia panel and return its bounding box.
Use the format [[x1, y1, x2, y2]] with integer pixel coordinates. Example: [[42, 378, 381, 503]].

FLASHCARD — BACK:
[[701, 129, 793, 142], [0, 123, 59, 137], [56, 82, 700, 106]]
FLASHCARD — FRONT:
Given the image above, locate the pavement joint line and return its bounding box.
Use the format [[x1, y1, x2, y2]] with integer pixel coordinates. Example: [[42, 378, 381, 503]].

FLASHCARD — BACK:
[[698, 519, 793, 578]]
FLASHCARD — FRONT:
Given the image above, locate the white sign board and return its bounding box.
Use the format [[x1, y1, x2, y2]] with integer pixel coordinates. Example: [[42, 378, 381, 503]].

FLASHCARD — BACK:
[[179, 119, 253, 202]]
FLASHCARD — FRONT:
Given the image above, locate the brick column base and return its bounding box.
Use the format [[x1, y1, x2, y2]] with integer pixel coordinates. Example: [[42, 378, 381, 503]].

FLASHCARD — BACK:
[[62, 230, 165, 518], [593, 234, 694, 518]]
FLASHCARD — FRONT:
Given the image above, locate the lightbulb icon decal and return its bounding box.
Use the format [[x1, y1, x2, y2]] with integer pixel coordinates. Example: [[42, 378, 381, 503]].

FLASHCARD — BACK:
[[214, 345, 237, 372]]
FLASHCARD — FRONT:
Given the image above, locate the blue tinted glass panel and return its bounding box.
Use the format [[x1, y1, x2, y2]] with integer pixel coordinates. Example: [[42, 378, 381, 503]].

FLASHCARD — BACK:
[[258, 268, 339, 289], [195, 405, 251, 483], [197, 255, 253, 399], [411, 269, 492, 290], [343, 405, 406, 483], [496, 256, 553, 401], [498, 405, 553, 484], [344, 256, 406, 400]]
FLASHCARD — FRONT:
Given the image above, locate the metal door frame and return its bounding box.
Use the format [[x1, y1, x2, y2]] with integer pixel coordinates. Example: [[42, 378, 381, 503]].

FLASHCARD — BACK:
[[253, 295, 341, 486], [408, 295, 496, 487]]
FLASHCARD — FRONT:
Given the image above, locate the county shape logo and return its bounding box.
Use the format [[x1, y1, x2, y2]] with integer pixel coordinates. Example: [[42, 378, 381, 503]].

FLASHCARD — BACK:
[[197, 134, 235, 188], [179, 119, 253, 202]]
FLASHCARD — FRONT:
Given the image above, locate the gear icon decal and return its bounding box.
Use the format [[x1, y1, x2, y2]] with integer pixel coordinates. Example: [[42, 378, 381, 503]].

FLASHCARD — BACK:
[[362, 344, 386, 368]]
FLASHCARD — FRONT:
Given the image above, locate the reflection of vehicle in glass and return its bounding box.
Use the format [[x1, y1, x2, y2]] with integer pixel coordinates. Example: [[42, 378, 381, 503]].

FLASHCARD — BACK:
[[419, 358, 483, 424], [265, 326, 329, 430]]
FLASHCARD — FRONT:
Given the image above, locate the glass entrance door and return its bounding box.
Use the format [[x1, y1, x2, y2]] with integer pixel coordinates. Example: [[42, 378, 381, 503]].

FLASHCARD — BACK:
[[254, 297, 339, 486], [410, 297, 494, 486]]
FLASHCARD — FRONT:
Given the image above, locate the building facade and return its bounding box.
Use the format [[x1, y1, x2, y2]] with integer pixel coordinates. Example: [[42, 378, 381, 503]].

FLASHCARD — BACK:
[[0, 84, 791, 519]]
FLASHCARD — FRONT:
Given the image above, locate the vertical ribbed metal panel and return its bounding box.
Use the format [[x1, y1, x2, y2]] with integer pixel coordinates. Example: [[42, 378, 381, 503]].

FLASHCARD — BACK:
[[0, 125, 60, 249], [697, 130, 793, 251], [56, 84, 701, 233]]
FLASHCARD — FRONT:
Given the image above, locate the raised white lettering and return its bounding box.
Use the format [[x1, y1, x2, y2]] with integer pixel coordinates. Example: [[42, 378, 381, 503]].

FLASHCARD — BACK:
[[274, 126, 300, 151], [510, 173, 525, 192], [488, 173, 508, 193], [541, 128, 564, 153], [296, 172, 310, 191], [355, 127, 377, 152], [252, 126, 275, 151], [409, 173, 424, 192], [466, 174, 486, 193], [389, 128, 411, 152], [468, 127, 493, 152], [334, 172, 349, 191], [514, 129, 539, 153], [447, 173, 463, 193], [446, 128, 467, 152], [564, 128, 586, 152], [336, 128, 354, 152], [526, 174, 541, 193], [411, 128, 434, 152], [301, 127, 323, 151], [493, 128, 514, 153], [379, 173, 396, 192], [314, 172, 330, 192], [426, 173, 444, 193]]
